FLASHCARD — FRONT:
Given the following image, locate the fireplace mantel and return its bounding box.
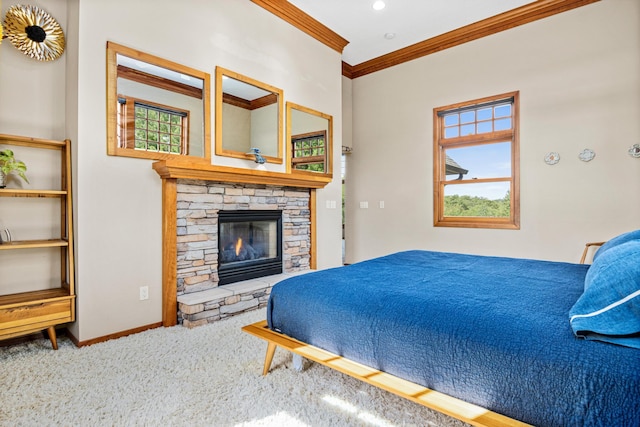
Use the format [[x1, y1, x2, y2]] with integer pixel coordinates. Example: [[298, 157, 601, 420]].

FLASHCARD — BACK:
[[153, 160, 324, 327], [152, 160, 331, 189]]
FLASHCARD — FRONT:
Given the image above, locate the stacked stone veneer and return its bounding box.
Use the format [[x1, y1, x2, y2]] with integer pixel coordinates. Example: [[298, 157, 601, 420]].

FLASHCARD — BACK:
[[176, 179, 311, 327]]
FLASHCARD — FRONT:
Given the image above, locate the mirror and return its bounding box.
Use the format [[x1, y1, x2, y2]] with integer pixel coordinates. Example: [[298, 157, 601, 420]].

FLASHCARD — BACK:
[[106, 42, 211, 161], [287, 102, 333, 176], [215, 67, 283, 164]]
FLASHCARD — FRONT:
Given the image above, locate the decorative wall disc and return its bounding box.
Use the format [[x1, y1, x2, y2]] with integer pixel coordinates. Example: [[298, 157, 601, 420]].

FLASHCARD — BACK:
[[629, 144, 640, 158], [3, 4, 65, 61], [578, 148, 595, 162], [544, 152, 560, 165]]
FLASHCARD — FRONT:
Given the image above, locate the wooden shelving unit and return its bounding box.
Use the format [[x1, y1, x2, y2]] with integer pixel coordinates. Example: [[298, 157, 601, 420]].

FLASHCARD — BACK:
[[0, 134, 75, 349]]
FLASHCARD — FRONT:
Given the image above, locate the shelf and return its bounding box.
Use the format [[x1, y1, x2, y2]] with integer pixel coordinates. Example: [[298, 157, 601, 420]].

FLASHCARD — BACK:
[[0, 134, 66, 150], [0, 133, 75, 349], [0, 189, 67, 198], [153, 159, 332, 189], [0, 239, 68, 250], [0, 287, 72, 308]]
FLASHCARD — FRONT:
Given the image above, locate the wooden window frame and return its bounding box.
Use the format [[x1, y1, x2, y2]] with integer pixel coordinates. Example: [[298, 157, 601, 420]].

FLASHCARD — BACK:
[[291, 130, 327, 172], [118, 96, 189, 155], [433, 91, 520, 229]]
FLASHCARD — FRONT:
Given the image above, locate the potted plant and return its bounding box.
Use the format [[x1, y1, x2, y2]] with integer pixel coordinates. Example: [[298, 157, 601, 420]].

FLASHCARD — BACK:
[[0, 149, 29, 188]]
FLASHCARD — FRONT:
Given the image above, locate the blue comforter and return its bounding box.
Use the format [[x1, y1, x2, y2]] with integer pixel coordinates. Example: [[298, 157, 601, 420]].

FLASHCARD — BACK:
[[267, 250, 640, 426]]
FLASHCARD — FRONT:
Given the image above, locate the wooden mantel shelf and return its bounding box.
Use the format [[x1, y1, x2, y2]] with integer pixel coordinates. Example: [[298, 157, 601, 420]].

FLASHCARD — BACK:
[[152, 160, 331, 189]]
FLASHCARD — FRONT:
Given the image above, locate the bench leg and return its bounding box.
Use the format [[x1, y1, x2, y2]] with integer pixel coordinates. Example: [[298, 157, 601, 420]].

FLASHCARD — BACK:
[[262, 342, 277, 376], [46, 326, 58, 350]]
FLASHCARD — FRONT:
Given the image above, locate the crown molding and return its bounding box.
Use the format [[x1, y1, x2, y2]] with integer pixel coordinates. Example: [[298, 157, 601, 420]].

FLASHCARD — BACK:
[[348, 0, 600, 78], [251, 0, 349, 53]]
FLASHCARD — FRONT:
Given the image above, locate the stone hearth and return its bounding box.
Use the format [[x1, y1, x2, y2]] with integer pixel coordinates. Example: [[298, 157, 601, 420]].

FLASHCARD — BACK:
[[175, 179, 311, 327]]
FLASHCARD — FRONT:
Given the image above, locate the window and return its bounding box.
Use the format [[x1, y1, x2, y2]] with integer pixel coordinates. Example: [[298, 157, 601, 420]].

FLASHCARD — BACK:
[[433, 91, 519, 229], [291, 131, 327, 172], [118, 97, 189, 155]]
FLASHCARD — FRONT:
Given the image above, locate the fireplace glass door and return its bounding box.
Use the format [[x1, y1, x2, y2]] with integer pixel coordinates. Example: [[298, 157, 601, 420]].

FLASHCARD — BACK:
[[218, 210, 282, 285]]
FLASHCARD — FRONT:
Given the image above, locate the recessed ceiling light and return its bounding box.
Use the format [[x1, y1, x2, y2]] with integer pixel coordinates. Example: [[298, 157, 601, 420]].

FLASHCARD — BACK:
[[372, 1, 385, 11], [384, 32, 396, 40]]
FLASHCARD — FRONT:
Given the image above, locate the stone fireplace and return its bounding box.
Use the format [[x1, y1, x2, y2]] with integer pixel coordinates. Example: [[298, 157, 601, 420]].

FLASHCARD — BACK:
[[175, 180, 311, 327], [152, 160, 330, 328]]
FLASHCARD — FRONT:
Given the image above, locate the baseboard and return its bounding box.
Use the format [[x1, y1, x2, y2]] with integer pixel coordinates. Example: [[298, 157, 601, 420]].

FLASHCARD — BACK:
[[68, 322, 164, 347]]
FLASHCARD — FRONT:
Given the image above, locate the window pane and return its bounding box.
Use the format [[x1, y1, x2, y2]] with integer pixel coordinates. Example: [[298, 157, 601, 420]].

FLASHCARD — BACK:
[[445, 141, 511, 180], [460, 124, 475, 136], [444, 114, 459, 126], [477, 108, 492, 121], [494, 104, 511, 118], [444, 182, 511, 218], [477, 121, 492, 134], [147, 109, 158, 120], [494, 118, 512, 131], [444, 127, 459, 138], [460, 111, 475, 124]]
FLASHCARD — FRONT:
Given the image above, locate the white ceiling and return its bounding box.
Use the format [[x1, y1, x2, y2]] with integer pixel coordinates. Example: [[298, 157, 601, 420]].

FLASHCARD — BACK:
[[288, 0, 535, 65]]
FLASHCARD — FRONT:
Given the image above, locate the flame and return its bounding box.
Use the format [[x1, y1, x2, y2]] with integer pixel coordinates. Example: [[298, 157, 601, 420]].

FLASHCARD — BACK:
[[235, 238, 243, 256]]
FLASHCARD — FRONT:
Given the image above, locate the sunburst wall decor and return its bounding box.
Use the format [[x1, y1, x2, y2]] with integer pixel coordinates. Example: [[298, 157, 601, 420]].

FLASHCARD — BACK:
[[3, 4, 65, 61]]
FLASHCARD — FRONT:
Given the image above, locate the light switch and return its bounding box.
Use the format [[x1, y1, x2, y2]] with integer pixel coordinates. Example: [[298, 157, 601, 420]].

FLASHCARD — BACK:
[[359, 201, 369, 209], [379, 201, 385, 209]]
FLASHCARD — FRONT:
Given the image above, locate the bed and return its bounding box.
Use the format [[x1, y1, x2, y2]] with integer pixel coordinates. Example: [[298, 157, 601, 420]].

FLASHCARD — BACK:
[[243, 232, 640, 426]]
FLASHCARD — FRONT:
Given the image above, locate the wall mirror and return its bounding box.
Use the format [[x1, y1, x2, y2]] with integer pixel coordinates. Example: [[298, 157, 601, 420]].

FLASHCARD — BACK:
[[287, 102, 333, 176], [106, 42, 211, 161], [215, 67, 283, 164]]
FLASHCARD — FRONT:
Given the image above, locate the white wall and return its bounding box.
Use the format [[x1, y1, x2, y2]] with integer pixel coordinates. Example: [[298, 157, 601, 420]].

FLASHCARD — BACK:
[[1, 0, 343, 342], [345, 0, 640, 264]]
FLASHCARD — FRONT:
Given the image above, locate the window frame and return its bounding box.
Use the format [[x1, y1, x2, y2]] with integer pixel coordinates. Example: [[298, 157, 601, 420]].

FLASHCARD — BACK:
[[118, 96, 189, 155], [433, 91, 520, 229], [291, 130, 327, 172]]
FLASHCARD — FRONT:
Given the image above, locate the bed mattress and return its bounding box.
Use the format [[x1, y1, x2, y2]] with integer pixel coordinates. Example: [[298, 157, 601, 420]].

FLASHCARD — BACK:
[[267, 250, 640, 426]]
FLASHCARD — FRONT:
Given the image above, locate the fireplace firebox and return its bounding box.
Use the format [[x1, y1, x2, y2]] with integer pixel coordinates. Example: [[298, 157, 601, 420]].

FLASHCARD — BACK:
[[217, 210, 283, 285]]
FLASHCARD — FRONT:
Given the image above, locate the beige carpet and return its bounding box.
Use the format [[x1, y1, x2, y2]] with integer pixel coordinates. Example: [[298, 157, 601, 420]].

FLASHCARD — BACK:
[[0, 308, 468, 427]]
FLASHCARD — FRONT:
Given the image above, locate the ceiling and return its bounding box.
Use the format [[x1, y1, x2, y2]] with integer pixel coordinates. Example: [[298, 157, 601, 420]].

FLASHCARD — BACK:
[[288, 0, 535, 66]]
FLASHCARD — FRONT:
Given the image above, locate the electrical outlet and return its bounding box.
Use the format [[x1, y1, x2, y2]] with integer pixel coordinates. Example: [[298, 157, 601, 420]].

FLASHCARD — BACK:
[[139, 286, 149, 301]]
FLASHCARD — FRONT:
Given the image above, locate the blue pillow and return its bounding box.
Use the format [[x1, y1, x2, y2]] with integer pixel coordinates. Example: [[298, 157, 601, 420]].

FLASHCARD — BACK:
[[570, 240, 640, 348], [592, 229, 640, 262]]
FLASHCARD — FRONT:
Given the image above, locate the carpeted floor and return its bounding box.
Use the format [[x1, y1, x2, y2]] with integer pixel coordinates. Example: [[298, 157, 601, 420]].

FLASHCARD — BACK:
[[0, 309, 468, 427]]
